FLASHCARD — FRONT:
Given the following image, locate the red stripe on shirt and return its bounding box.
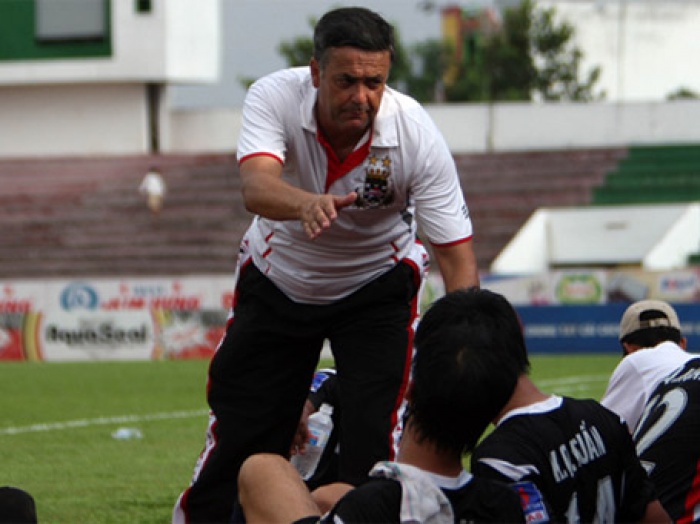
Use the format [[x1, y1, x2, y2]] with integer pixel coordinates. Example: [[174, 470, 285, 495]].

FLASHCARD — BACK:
[[317, 128, 373, 193], [430, 235, 473, 248], [678, 458, 700, 524], [238, 152, 284, 165]]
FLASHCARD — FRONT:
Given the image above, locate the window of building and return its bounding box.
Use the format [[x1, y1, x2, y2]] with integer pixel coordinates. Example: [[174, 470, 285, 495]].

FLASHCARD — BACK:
[[136, 0, 152, 14], [35, 0, 107, 42]]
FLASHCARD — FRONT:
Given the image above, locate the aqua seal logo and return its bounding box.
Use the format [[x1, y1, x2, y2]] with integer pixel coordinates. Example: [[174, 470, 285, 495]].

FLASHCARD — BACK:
[[60, 283, 99, 311], [45, 322, 149, 346]]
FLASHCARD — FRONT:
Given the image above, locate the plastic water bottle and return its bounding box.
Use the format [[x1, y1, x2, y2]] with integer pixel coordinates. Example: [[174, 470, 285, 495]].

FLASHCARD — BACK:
[[291, 403, 334, 480]]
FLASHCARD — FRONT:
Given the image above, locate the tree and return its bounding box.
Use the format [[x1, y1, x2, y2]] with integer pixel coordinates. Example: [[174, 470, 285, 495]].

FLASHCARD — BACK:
[[667, 87, 699, 101], [277, 17, 317, 67], [406, 39, 454, 102], [481, 0, 537, 101], [529, 1, 603, 101], [474, 0, 603, 102]]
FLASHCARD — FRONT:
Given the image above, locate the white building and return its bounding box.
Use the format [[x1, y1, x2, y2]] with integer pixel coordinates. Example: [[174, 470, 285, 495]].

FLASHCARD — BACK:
[[0, 0, 220, 156], [541, 0, 700, 102], [1, 0, 699, 157]]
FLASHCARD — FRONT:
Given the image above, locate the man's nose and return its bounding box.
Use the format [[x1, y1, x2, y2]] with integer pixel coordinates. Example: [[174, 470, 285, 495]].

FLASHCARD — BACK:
[[350, 83, 371, 105]]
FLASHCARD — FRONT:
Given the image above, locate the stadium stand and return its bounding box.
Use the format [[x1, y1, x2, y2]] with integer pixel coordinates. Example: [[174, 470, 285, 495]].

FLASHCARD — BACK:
[[592, 144, 700, 205], [0, 147, 629, 278], [462, 147, 627, 269], [0, 154, 249, 278]]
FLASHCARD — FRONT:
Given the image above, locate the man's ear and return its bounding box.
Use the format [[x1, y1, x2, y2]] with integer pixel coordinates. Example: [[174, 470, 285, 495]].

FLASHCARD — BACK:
[[679, 336, 688, 350], [621, 341, 639, 356], [310, 58, 321, 88]]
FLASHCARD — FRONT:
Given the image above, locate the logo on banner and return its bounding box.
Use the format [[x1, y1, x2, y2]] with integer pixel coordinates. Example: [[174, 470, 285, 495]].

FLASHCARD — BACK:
[[61, 283, 99, 311], [40, 310, 155, 361], [59, 281, 204, 311], [555, 274, 603, 304], [1, 285, 33, 314], [658, 273, 698, 298]]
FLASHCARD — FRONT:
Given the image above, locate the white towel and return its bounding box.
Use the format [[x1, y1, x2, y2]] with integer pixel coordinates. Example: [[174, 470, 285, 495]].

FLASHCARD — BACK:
[[369, 461, 454, 524]]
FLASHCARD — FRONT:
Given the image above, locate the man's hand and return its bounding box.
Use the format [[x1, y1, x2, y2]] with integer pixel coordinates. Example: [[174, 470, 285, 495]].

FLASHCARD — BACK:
[[290, 400, 317, 456], [301, 192, 357, 240]]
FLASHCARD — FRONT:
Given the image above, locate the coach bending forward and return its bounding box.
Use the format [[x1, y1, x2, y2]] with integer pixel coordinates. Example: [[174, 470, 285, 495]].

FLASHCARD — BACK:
[[173, 6, 479, 523]]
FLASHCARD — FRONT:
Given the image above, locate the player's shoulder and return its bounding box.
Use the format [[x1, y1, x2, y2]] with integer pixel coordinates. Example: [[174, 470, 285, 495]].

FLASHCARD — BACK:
[[326, 478, 400, 521], [655, 355, 700, 389], [560, 396, 619, 420], [378, 87, 434, 127], [256, 66, 309, 84], [558, 397, 630, 439], [450, 476, 526, 522], [248, 67, 311, 100]]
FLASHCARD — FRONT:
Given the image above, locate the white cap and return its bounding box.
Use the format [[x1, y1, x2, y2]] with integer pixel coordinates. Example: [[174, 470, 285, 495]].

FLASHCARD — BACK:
[[619, 299, 681, 341]]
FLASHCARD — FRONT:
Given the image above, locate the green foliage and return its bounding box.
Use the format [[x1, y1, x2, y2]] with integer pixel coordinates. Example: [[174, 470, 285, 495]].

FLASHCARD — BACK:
[[477, 0, 536, 102], [405, 39, 454, 102], [458, 0, 604, 102], [667, 87, 699, 100], [278, 35, 315, 68], [530, 1, 603, 101]]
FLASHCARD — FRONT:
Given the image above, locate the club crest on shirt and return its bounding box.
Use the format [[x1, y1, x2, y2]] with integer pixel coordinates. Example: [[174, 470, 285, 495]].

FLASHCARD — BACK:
[[355, 154, 394, 208]]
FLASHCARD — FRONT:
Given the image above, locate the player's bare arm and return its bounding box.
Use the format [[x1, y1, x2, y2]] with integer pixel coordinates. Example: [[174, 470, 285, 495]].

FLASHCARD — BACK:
[[432, 240, 480, 291], [240, 155, 357, 239]]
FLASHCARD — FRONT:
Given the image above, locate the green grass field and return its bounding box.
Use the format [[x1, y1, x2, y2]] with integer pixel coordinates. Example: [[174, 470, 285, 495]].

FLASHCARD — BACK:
[[0, 354, 620, 523]]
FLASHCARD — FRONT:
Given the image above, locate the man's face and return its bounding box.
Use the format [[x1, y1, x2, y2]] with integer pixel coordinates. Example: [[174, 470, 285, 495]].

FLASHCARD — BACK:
[[311, 46, 391, 141]]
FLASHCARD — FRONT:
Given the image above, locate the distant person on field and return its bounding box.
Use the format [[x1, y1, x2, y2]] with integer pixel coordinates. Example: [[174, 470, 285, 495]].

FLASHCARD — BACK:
[[601, 299, 696, 433], [467, 290, 670, 522], [236, 288, 530, 523], [172, 6, 478, 523]]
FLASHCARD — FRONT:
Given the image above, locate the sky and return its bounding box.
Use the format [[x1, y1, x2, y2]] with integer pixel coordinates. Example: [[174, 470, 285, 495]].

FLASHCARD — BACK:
[[169, 0, 460, 109]]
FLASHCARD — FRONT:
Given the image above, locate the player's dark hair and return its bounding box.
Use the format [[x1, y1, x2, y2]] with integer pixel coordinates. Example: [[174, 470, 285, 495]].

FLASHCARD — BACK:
[[313, 7, 395, 65], [410, 288, 528, 457], [621, 309, 683, 348], [0, 486, 37, 524]]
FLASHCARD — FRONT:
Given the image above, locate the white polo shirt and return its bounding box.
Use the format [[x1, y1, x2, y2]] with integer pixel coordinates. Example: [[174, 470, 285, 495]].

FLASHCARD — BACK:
[[601, 341, 696, 432], [236, 67, 472, 304]]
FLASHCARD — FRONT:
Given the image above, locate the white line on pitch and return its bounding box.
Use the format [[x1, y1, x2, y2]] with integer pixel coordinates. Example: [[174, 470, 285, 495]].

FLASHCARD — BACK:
[[0, 409, 209, 436], [538, 374, 610, 387]]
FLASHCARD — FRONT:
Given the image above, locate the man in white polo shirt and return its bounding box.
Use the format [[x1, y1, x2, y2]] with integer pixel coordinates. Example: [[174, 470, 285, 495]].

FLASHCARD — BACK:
[[601, 299, 694, 433], [173, 6, 479, 523]]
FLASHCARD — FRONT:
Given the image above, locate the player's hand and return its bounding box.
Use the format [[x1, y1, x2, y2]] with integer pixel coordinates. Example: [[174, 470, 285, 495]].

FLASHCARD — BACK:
[[300, 192, 357, 240], [290, 400, 316, 455]]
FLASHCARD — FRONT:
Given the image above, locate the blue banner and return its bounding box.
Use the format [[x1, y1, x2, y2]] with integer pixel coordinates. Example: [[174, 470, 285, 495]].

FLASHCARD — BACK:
[[516, 304, 700, 354]]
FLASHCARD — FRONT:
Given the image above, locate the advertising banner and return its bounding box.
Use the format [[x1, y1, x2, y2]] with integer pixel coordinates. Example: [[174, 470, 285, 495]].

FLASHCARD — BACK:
[[38, 309, 155, 361], [0, 276, 233, 362], [517, 303, 700, 354], [3, 268, 700, 361]]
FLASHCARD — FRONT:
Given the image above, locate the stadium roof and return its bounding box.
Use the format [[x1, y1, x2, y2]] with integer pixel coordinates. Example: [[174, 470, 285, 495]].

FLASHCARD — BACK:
[[491, 203, 700, 274]]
